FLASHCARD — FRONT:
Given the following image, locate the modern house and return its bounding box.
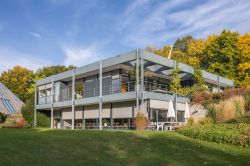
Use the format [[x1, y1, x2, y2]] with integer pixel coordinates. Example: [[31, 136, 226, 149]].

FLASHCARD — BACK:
[[34, 49, 234, 130], [0, 82, 23, 115]]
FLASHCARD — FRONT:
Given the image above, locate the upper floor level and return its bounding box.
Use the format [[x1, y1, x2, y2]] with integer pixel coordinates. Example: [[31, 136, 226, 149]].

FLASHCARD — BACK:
[[36, 49, 234, 105]]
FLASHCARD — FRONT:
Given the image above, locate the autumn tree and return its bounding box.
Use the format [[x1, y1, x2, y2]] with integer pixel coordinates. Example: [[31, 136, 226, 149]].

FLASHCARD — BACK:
[[236, 33, 250, 86], [202, 30, 240, 81], [0, 66, 34, 102]]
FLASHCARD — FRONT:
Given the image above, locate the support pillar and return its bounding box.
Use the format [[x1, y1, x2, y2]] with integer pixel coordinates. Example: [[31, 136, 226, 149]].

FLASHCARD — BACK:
[[82, 106, 85, 130], [110, 103, 113, 129], [50, 75, 54, 129], [34, 85, 37, 127], [136, 50, 140, 110], [99, 60, 103, 130], [217, 76, 220, 93], [71, 70, 75, 129], [174, 61, 178, 122], [140, 50, 144, 112]]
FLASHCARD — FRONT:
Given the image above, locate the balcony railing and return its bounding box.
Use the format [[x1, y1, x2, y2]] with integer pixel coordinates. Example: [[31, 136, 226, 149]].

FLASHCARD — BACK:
[[38, 81, 170, 103]]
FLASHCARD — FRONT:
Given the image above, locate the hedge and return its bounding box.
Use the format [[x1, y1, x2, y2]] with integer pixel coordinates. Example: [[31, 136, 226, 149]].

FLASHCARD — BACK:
[[179, 124, 250, 147]]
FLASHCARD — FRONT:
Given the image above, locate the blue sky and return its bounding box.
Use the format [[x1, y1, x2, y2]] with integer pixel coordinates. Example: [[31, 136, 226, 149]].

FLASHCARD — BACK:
[[0, 0, 249, 73]]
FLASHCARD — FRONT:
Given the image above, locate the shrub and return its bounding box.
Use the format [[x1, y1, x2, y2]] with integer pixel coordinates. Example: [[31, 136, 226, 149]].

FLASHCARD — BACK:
[[179, 124, 250, 147], [21, 94, 50, 127], [207, 96, 245, 123], [0, 112, 7, 123], [133, 111, 148, 130], [197, 118, 213, 125], [227, 112, 250, 124], [187, 117, 195, 126], [245, 90, 250, 111], [191, 91, 211, 105], [0, 114, 28, 128]]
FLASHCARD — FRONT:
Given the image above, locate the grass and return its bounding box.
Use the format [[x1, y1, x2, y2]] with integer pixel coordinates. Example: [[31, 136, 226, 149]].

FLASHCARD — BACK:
[[0, 128, 249, 166]]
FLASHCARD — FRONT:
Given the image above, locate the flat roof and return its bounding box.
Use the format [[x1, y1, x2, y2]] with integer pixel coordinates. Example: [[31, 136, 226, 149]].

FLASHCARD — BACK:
[[36, 49, 234, 87]]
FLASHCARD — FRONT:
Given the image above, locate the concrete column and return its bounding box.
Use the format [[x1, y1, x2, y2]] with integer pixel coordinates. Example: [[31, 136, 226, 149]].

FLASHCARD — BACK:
[[71, 70, 75, 129], [136, 50, 139, 110], [110, 103, 113, 129], [174, 61, 178, 122], [50, 75, 54, 129], [140, 50, 144, 111], [82, 106, 85, 130], [99, 60, 103, 130], [34, 85, 37, 128], [217, 76, 220, 93]]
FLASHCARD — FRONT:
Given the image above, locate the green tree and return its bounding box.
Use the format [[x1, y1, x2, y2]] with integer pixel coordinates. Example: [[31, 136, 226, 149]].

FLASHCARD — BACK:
[[194, 67, 204, 86], [35, 65, 75, 79], [202, 30, 240, 81], [21, 93, 50, 127], [0, 66, 34, 102], [170, 62, 181, 93], [28, 65, 76, 94], [173, 35, 194, 53]]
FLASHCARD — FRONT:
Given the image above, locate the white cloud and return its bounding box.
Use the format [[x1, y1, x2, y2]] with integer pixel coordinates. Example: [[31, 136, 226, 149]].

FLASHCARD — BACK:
[[62, 45, 102, 67], [117, 0, 250, 47], [0, 48, 51, 73], [29, 32, 42, 40]]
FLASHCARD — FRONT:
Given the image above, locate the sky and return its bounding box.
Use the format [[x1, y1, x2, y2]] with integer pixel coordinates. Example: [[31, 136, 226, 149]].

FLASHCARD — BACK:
[[0, 0, 249, 73]]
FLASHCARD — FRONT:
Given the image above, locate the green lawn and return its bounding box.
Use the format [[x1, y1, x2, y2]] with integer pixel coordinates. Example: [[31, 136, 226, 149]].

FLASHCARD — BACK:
[[0, 128, 249, 166]]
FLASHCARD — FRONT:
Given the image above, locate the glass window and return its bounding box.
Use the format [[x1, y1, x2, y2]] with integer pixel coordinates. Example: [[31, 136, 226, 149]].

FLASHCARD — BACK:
[[112, 79, 120, 93], [0, 90, 5, 98], [177, 111, 185, 122]]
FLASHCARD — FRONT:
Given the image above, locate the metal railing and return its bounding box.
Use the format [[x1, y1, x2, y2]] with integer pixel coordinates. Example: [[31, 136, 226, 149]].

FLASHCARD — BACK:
[[39, 81, 170, 103]]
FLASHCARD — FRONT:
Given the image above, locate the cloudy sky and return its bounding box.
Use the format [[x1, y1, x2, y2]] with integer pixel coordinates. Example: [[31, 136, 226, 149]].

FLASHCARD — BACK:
[[0, 0, 249, 73]]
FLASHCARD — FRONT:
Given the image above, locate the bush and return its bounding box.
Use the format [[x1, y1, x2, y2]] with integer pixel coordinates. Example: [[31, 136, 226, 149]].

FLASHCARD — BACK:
[[207, 96, 245, 123], [0, 112, 7, 123], [197, 118, 213, 125], [245, 90, 250, 111], [133, 111, 148, 130], [21, 94, 50, 128], [0, 114, 28, 128], [179, 124, 250, 147], [227, 112, 250, 124], [191, 91, 211, 105]]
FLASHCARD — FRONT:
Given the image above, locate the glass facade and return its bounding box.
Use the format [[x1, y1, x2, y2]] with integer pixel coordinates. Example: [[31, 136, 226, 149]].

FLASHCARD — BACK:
[[1, 99, 17, 114]]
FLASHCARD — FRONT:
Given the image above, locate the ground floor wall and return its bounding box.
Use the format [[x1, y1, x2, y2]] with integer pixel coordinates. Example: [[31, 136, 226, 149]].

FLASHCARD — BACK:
[[47, 99, 203, 130]]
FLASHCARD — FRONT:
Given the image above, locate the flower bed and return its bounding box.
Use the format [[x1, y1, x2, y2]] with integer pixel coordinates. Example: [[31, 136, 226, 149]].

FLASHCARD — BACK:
[[179, 124, 250, 147]]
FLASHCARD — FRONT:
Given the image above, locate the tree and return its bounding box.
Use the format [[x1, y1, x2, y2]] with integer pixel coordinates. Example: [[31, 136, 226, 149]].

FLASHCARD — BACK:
[[194, 67, 204, 86], [154, 45, 171, 58], [202, 30, 240, 81], [28, 65, 76, 94], [236, 33, 250, 86], [173, 35, 194, 53], [170, 62, 181, 93], [35, 65, 75, 80], [21, 93, 50, 127], [0, 66, 34, 102]]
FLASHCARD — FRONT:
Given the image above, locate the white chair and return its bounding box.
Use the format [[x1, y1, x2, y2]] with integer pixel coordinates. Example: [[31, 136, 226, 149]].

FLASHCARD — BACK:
[[157, 124, 164, 131]]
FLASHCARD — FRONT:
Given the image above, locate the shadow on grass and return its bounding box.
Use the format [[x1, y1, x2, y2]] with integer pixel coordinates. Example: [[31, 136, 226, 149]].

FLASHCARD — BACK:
[[0, 128, 249, 166]]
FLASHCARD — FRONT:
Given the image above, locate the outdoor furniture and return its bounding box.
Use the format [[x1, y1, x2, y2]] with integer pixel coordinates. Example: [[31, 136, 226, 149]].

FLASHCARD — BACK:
[[157, 124, 164, 131]]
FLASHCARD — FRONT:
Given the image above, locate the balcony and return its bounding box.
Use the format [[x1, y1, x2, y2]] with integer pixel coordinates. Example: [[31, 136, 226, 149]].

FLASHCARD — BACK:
[[56, 81, 170, 102]]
